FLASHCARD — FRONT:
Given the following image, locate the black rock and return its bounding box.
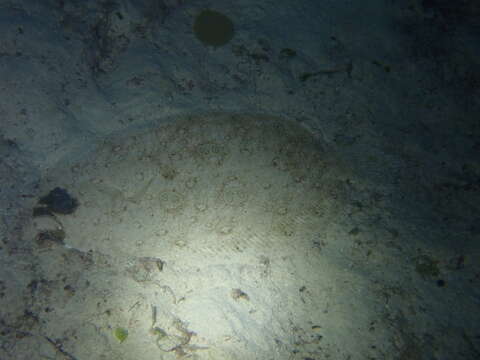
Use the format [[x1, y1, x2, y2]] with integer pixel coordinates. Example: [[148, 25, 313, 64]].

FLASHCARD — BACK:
[[38, 187, 78, 214]]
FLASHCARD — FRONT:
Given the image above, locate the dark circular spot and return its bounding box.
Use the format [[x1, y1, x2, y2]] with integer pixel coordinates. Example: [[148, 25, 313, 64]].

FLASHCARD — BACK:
[[193, 9, 234, 47], [437, 279, 446, 287]]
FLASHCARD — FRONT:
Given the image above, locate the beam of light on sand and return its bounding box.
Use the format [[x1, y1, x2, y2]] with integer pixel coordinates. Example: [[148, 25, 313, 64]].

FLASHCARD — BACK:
[[26, 113, 358, 360]]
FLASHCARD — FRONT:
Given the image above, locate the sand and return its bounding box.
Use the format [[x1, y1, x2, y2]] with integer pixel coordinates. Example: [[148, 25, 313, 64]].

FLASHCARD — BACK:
[[0, 1, 479, 359]]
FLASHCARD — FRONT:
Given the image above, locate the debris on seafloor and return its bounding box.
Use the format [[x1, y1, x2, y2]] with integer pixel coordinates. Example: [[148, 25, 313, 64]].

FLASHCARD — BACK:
[[231, 288, 250, 301], [35, 228, 66, 249]]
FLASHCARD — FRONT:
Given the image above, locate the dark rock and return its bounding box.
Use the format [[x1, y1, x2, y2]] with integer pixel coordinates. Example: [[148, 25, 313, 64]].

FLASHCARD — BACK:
[[38, 187, 78, 214]]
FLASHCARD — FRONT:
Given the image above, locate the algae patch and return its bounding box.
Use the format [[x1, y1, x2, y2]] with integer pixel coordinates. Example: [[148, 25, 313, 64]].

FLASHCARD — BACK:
[[415, 254, 440, 279], [114, 327, 129, 343]]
